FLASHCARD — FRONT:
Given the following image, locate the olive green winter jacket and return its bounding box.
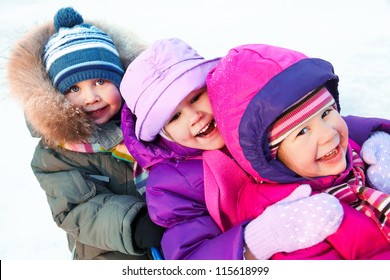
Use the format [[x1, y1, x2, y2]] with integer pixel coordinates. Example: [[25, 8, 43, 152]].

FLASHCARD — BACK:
[[31, 124, 149, 259], [7, 19, 162, 259]]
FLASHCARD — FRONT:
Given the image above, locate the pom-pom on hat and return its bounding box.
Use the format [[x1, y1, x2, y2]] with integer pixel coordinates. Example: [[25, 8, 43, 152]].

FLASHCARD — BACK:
[[120, 38, 220, 142], [43, 7, 124, 94]]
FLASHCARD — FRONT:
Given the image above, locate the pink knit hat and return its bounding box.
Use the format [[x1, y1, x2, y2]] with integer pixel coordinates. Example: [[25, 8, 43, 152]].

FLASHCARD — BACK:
[[120, 38, 219, 142], [267, 87, 337, 159]]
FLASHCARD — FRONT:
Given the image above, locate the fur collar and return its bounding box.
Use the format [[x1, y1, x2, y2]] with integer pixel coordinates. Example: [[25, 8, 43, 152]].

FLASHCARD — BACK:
[[7, 20, 146, 147]]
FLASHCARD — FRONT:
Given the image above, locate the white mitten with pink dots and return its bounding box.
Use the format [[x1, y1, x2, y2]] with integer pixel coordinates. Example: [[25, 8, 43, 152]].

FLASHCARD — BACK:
[[244, 184, 343, 259]]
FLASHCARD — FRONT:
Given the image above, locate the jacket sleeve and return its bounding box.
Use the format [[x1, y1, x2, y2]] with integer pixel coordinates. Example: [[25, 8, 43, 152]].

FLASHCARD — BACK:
[[31, 142, 147, 256], [344, 115, 390, 146], [146, 162, 245, 260]]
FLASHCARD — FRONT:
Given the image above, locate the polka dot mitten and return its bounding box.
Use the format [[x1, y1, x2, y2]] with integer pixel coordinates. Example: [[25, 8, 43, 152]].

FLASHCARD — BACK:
[[244, 184, 343, 260], [361, 131, 390, 194]]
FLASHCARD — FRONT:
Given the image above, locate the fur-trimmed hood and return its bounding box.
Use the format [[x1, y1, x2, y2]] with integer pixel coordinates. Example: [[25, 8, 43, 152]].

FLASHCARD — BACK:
[[7, 20, 146, 147]]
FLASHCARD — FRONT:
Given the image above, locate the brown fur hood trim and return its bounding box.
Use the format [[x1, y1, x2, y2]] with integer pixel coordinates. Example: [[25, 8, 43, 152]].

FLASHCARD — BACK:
[[7, 20, 146, 147]]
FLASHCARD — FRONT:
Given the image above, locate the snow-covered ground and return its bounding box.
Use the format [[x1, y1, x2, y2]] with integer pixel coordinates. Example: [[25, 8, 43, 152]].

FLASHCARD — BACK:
[[0, 0, 389, 260]]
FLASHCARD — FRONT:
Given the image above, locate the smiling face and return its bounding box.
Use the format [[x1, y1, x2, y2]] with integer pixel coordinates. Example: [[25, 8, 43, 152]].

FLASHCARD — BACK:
[[277, 104, 349, 178], [163, 86, 225, 150], [64, 78, 122, 125]]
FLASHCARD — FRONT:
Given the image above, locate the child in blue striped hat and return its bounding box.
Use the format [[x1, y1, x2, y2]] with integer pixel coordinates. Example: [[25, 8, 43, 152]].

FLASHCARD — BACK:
[[43, 7, 125, 123], [7, 7, 164, 260]]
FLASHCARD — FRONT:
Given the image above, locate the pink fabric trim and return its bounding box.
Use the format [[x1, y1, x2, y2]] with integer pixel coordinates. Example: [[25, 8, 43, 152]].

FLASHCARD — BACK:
[[203, 150, 249, 231]]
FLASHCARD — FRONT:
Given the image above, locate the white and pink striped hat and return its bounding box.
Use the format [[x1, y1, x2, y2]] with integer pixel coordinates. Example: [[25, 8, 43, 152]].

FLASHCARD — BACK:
[[267, 87, 337, 159]]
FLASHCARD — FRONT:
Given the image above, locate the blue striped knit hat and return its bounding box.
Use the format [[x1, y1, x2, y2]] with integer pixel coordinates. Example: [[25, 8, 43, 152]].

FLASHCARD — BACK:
[[43, 7, 124, 94]]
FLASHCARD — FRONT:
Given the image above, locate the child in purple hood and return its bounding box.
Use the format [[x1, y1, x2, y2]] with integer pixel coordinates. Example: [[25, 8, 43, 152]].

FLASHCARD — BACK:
[[205, 43, 390, 259], [120, 38, 353, 260]]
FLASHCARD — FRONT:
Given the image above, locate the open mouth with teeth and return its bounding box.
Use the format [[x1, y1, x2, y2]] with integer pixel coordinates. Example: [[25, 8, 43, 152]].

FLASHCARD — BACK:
[[317, 146, 340, 162], [196, 119, 216, 137]]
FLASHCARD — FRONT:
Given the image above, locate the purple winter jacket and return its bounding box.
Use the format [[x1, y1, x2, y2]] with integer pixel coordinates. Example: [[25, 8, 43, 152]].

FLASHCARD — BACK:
[[121, 104, 245, 260]]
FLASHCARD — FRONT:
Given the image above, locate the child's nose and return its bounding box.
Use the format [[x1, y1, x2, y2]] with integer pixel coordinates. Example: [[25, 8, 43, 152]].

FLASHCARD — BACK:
[[84, 88, 100, 105], [317, 122, 336, 145], [188, 108, 202, 126]]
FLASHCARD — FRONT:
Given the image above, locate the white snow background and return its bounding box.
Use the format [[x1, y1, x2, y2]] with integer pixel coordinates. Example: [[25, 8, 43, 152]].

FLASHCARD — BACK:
[[0, 0, 389, 260]]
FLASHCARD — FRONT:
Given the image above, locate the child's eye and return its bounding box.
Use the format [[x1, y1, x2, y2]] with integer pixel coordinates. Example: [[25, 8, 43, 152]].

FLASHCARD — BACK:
[[297, 127, 309, 136], [168, 112, 181, 124], [322, 108, 333, 118], [96, 79, 105, 86], [66, 85, 80, 94], [190, 93, 202, 103]]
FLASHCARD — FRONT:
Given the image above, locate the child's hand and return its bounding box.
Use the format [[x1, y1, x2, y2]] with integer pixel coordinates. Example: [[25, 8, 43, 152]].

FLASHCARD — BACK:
[[361, 131, 390, 194], [244, 184, 343, 259]]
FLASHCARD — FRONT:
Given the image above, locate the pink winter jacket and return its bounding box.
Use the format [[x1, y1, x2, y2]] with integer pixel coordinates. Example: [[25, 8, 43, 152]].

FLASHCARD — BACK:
[[204, 44, 390, 260]]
